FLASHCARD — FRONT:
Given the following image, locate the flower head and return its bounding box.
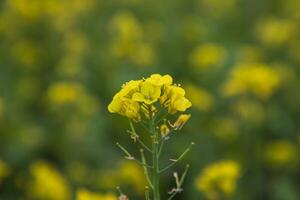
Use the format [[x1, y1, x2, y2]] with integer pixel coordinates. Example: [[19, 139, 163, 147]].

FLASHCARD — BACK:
[[108, 74, 192, 121]]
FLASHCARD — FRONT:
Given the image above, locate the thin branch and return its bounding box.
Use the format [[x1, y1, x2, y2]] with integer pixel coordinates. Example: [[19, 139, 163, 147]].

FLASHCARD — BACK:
[[140, 149, 153, 189], [159, 142, 194, 173], [116, 143, 153, 168], [167, 164, 190, 200], [128, 120, 152, 153]]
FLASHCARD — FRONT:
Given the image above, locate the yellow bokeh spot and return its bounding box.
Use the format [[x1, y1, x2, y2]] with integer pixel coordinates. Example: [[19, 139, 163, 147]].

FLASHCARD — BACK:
[[222, 63, 280, 99], [190, 43, 227, 69], [195, 160, 241, 200], [28, 161, 70, 200], [264, 140, 298, 167], [76, 188, 117, 200]]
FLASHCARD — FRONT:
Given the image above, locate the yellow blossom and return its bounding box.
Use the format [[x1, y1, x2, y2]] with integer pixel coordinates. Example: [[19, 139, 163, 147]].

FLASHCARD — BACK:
[[264, 140, 298, 167], [132, 81, 161, 104], [173, 114, 191, 130], [108, 74, 192, 119], [28, 161, 70, 200], [47, 82, 84, 105], [145, 74, 173, 86], [160, 85, 192, 114], [76, 188, 117, 200], [190, 43, 227, 69], [195, 160, 241, 200], [222, 63, 280, 99], [109, 11, 154, 66]]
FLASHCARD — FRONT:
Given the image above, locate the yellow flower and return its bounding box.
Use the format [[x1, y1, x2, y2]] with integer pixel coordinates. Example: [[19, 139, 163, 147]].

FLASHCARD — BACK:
[[172, 114, 191, 130], [108, 74, 192, 119], [108, 97, 141, 121], [264, 140, 298, 167], [28, 161, 70, 200], [195, 160, 241, 200], [161, 85, 192, 114], [132, 81, 161, 104], [222, 63, 280, 99], [190, 43, 227, 69], [109, 11, 155, 66], [108, 80, 142, 121], [145, 74, 173, 86], [76, 188, 117, 200], [47, 82, 83, 105]]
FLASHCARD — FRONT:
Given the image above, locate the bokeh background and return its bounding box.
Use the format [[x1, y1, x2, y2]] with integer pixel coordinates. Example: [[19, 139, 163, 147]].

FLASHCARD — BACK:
[[0, 0, 300, 199]]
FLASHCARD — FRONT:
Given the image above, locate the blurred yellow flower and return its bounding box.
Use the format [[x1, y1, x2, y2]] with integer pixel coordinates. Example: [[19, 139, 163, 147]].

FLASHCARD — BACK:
[[195, 160, 241, 200], [110, 11, 154, 66], [28, 161, 70, 200], [99, 161, 146, 194], [222, 63, 280, 99], [256, 18, 297, 47], [76, 188, 117, 200], [190, 43, 227, 69], [0, 160, 10, 183], [264, 140, 298, 167], [47, 82, 85, 105], [185, 84, 214, 111]]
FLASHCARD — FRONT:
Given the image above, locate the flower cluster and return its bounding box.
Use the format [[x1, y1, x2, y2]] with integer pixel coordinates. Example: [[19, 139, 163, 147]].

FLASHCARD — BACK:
[[108, 74, 192, 121], [195, 160, 240, 200]]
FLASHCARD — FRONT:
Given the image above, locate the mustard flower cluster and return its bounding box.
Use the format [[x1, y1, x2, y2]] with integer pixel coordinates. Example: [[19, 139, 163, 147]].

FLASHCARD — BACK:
[[108, 74, 192, 121], [195, 160, 240, 200]]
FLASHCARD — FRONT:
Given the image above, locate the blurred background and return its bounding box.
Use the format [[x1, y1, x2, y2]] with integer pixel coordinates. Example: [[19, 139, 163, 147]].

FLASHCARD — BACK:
[[0, 0, 300, 199]]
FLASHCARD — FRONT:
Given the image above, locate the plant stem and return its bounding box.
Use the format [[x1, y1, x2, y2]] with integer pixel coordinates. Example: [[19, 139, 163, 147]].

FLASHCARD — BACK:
[[151, 118, 160, 200]]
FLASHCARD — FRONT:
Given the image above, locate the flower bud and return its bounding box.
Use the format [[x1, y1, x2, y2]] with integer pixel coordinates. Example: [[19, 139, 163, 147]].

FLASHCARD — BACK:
[[173, 114, 191, 130], [160, 124, 170, 137]]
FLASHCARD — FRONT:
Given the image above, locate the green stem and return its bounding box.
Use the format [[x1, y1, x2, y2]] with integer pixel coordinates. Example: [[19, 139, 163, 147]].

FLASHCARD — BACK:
[[151, 118, 160, 200]]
